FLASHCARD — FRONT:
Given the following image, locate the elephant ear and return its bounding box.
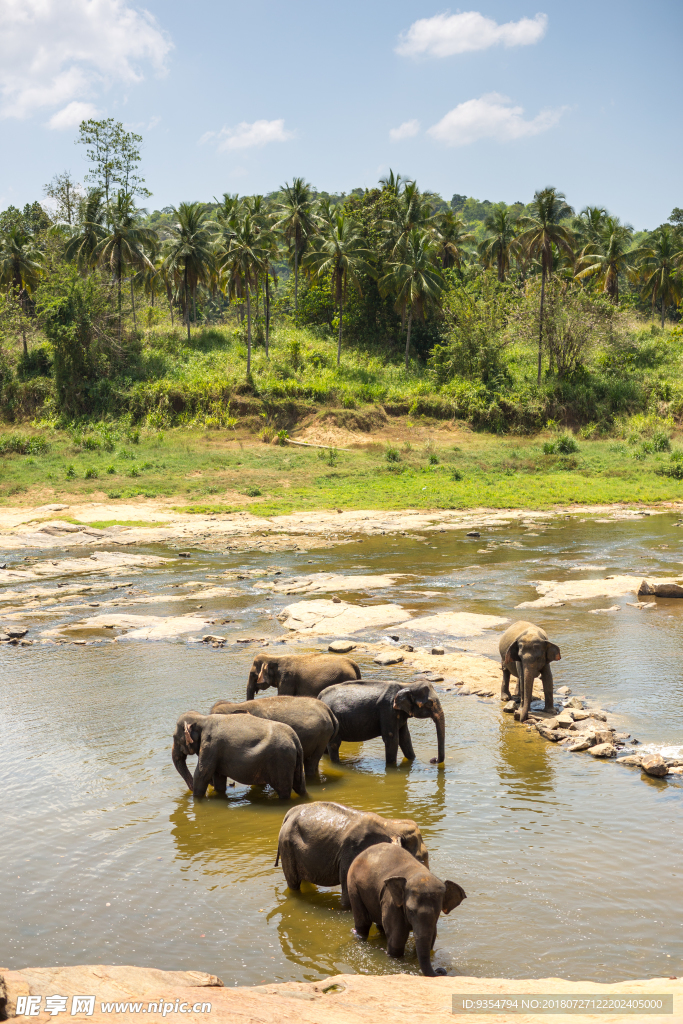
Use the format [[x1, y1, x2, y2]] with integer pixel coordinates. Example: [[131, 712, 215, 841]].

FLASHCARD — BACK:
[[442, 881, 467, 914], [504, 640, 520, 665], [392, 688, 414, 714], [546, 642, 561, 662], [382, 876, 407, 907]]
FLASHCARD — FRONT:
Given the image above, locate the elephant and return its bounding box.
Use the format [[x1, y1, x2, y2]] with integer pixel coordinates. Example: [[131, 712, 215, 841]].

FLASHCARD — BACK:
[[246, 652, 361, 701], [347, 843, 466, 977], [499, 620, 561, 723], [172, 711, 306, 800], [209, 695, 338, 775], [318, 679, 446, 766], [275, 800, 429, 908]]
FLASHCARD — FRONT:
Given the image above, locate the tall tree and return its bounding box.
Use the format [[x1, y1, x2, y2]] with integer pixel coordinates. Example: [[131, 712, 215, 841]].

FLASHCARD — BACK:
[[93, 192, 155, 339], [217, 213, 266, 375], [163, 202, 214, 342], [76, 119, 151, 207], [573, 206, 607, 250], [304, 211, 375, 365], [64, 190, 107, 269], [516, 187, 575, 382], [479, 204, 517, 281], [382, 180, 436, 257], [379, 228, 444, 369], [435, 209, 475, 271], [274, 178, 316, 314], [575, 217, 635, 303], [43, 171, 83, 226], [0, 227, 44, 355], [636, 226, 683, 326]]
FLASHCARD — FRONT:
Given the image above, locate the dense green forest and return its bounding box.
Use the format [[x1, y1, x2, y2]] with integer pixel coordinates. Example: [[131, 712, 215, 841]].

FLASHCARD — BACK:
[[1, 117, 682, 439]]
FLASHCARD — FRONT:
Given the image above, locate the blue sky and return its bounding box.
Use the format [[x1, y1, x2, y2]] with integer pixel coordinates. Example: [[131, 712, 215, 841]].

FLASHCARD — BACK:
[[1, 0, 681, 228]]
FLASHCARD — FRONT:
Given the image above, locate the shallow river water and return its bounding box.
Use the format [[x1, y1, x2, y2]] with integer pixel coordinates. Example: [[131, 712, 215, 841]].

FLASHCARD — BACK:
[[2, 512, 683, 985]]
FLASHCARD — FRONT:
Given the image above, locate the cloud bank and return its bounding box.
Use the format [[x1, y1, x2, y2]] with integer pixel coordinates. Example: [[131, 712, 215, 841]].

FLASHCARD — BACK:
[[397, 11, 547, 58], [427, 93, 563, 146], [201, 119, 294, 152], [389, 119, 420, 142], [0, 0, 172, 121]]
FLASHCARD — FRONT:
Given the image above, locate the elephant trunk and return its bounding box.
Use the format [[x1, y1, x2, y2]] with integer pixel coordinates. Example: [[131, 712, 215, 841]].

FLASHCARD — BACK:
[[172, 740, 194, 792], [246, 671, 258, 702], [415, 932, 437, 977], [431, 703, 446, 765]]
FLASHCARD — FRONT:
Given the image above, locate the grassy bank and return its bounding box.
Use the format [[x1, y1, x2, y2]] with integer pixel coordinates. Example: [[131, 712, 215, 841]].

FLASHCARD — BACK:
[[1, 416, 682, 513]]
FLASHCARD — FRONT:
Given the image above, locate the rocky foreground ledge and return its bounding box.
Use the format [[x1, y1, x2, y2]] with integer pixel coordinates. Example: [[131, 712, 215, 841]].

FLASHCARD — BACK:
[[1, 967, 681, 1024]]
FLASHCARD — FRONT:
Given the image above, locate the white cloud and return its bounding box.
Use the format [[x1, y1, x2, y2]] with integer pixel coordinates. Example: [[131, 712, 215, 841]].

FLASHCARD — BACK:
[[47, 100, 99, 130], [427, 93, 563, 146], [0, 0, 172, 120], [397, 11, 547, 58], [389, 119, 420, 142], [202, 119, 294, 152]]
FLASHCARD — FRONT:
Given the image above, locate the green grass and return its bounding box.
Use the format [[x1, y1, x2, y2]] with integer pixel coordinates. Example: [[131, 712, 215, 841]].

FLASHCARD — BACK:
[[85, 520, 168, 529], [0, 420, 681, 513]]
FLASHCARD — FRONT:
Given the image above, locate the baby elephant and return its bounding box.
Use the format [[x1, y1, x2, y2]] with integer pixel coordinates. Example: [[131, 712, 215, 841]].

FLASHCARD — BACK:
[[172, 712, 306, 800], [209, 695, 338, 775], [348, 844, 466, 977], [499, 620, 561, 722], [276, 800, 429, 907], [246, 653, 360, 701]]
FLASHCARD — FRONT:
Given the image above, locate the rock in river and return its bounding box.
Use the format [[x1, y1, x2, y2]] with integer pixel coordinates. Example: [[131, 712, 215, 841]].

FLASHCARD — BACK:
[[374, 651, 404, 666], [328, 640, 357, 653], [588, 743, 617, 758], [641, 753, 668, 777]]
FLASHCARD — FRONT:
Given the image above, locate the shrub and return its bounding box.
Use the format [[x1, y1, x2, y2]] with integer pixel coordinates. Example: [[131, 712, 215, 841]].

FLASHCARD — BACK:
[[544, 434, 579, 455], [385, 446, 400, 463], [65, 464, 76, 478], [82, 436, 100, 451], [451, 468, 463, 481], [106, 465, 116, 474], [429, 454, 439, 465], [245, 485, 261, 496], [275, 429, 289, 446], [84, 467, 98, 479], [0, 434, 50, 456]]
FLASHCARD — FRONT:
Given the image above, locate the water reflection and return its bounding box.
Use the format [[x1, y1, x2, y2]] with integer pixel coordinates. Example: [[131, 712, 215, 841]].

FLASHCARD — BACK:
[[496, 717, 556, 796]]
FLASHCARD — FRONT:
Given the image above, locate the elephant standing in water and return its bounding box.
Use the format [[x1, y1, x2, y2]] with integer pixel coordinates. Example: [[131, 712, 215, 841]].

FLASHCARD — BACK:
[[318, 680, 446, 766], [347, 843, 466, 977], [209, 695, 338, 775], [499, 620, 561, 723], [172, 712, 306, 800], [246, 653, 360, 701], [276, 800, 429, 907]]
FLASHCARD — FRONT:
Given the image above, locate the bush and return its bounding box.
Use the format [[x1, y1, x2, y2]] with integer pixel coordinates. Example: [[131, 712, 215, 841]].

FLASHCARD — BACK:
[[385, 446, 400, 463], [82, 436, 100, 451], [84, 467, 98, 479], [451, 468, 463, 481], [429, 453, 439, 465], [0, 434, 50, 456], [65, 464, 76, 478], [245, 485, 261, 496], [544, 434, 579, 455], [106, 464, 116, 474]]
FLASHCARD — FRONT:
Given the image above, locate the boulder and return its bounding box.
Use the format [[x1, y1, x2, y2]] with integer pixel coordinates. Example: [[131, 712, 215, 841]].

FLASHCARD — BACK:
[[572, 709, 590, 721], [589, 710, 607, 721], [431, 646, 445, 656], [556, 711, 575, 728], [535, 724, 560, 742], [279, 599, 411, 635], [503, 700, 517, 714], [594, 729, 614, 745], [399, 643, 414, 651], [668, 767, 683, 776], [617, 755, 644, 767], [328, 640, 357, 653], [6, 626, 28, 638], [588, 743, 617, 757], [638, 580, 683, 598], [466, 530, 480, 537], [201, 634, 226, 643], [641, 754, 668, 777], [568, 737, 596, 752], [566, 697, 585, 709], [374, 651, 404, 666], [556, 685, 571, 695]]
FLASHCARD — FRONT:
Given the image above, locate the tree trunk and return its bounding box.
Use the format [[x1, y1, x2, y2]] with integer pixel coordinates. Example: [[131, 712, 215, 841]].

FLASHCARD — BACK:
[[498, 251, 504, 282], [184, 265, 190, 344], [193, 290, 197, 327], [294, 243, 299, 316], [130, 278, 136, 332], [117, 243, 122, 342], [537, 272, 546, 385], [661, 296, 666, 329], [265, 273, 270, 357], [246, 282, 252, 376], [337, 296, 343, 367], [405, 309, 412, 371]]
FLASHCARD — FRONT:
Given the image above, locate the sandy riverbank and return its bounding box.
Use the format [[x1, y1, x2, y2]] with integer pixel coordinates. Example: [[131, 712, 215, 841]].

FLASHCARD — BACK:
[[1, 966, 681, 1023]]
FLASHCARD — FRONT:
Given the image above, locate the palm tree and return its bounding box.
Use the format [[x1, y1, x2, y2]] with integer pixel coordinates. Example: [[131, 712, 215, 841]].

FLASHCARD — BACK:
[[64, 190, 107, 270], [516, 187, 575, 382], [382, 180, 436, 257], [636, 226, 683, 326], [218, 213, 266, 374], [274, 178, 316, 315], [303, 212, 375, 365], [378, 169, 410, 196], [573, 206, 607, 251], [435, 209, 475, 271], [575, 217, 635, 303], [479, 204, 517, 281], [163, 202, 214, 343], [0, 226, 44, 355], [92, 192, 156, 339], [379, 228, 444, 369]]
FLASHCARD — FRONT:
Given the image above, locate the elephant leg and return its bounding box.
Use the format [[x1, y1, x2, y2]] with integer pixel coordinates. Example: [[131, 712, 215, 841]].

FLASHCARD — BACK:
[[192, 754, 215, 798], [518, 667, 535, 723], [327, 737, 341, 763], [349, 886, 372, 939], [382, 728, 400, 767], [398, 723, 416, 761], [279, 846, 301, 891], [212, 773, 227, 796], [501, 663, 512, 701], [515, 661, 524, 701], [541, 664, 555, 711]]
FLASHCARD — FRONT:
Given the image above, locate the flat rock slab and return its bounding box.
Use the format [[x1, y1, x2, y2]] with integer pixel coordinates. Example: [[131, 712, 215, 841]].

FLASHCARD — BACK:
[[0, 551, 171, 584], [373, 651, 404, 665], [516, 574, 683, 609], [639, 580, 683, 598], [397, 612, 508, 637], [279, 599, 411, 635], [43, 613, 211, 641], [328, 640, 357, 653], [255, 573, 403, 595]]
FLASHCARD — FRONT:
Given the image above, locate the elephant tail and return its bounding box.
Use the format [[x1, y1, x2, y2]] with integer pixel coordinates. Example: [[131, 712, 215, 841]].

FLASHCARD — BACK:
[[350, 660, 361, 679], [327, 708, 340, 745], [275, 841, 281, 868], [293, 737, 307, 797]]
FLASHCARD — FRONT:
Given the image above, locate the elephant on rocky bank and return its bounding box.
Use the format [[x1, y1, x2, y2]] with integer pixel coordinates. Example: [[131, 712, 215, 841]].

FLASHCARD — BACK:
[[276, 800, 429, 907], [246, 653, 360, 701], [172, 712, 306, 800], [347, 843, 466, 977], [209, 695, 338, 775], [499, 620, 561, 723], [318, 679, 446, 766]]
